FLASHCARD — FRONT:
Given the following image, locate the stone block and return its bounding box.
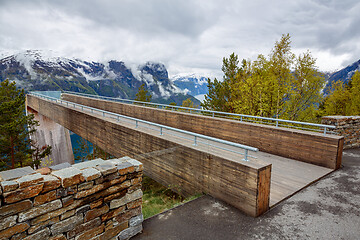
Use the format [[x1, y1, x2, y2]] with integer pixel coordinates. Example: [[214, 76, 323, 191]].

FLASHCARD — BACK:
[[36, 167, 51, 175], [50, 214, 83, 236], [127, 199, 142, 210], [125, 158, 143, 171], [95, 172, 122, 185], [76, 204, 90, 215], [107, 158, 127, 166], [115, 207, 142, 224], [101, 206, 126, 222], [50, 162, 72, 171], [81, 168, 101, 181], [60, 196, 73, 209], [52, 167, 83, 188], [0, 166, 35, 181], [16, 173, 43, 188], [0, 200, 32, 218], [30, 200, 82, 225], [117, 224, 142, 240], [131, 177, 142, 185], [95, 163, 117, 176], [0, 222, 29, 239], [74, 223, 104, 240], [104, 189, 127, 203], [1, 180, 19, 192], [129, 214, 143, 227], [78, 181, 94, 191], [67, 217, 101, 239], [0, 215, 17, 231], [22, 227, 51, 240], [18, 199, 62, 222], [90, 198, 103, 209], [28, 216, 60, 234], [117, 162, 135, 175], [84, 204, 109, 222], [41, 175, 61, 193], [49, 234, 67, 240], [34, 190, 57, 206], [3, 183, 44, 204], [98, 221, 128, 240], [61, 209, 75, 220], [110, 189, 143, 209], [10, 231, 27, 240], [56, 185, 77, 198], [72, 158, 105, 170]]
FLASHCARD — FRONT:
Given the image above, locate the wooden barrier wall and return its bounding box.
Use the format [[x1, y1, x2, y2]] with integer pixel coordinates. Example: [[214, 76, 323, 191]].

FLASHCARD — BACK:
[[27, 95, 271, 217], [62, 94, 344, 170]]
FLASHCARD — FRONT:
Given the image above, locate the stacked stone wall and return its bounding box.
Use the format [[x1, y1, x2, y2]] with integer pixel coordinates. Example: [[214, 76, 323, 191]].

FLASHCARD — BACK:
[[0, 157, 143, 240], [322, 116, 360, 149]]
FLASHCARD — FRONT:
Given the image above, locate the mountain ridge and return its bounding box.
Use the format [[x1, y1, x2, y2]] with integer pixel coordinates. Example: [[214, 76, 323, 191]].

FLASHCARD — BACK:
[[0, 50, 200, 105]]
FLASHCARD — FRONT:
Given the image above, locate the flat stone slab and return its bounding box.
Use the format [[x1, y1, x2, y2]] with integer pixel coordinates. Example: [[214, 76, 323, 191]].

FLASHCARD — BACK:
[[49, 163, 72, 171], [95, 163, 117, 176], [81, 168, 101, 181], [16, 173, 43, 188], [0, 166, 35, 181], [72, 158, 105, 170], [51, 167, 82, 188]]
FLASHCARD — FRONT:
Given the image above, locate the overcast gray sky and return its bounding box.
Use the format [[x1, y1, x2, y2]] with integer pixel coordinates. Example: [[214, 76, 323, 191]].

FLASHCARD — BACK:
[[0, 0, 359, 78]]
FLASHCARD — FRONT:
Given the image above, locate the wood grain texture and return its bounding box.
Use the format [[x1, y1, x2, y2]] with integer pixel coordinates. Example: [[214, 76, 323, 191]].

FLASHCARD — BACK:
[[62, 94, 344, 169], [27, 95, 271, 217]]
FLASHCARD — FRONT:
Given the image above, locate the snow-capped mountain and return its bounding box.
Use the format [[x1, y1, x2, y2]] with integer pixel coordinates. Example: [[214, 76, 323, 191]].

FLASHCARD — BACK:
[[325, 58, 360, 93], [172, 74, 208, 101], [0, 50, 199, 105]]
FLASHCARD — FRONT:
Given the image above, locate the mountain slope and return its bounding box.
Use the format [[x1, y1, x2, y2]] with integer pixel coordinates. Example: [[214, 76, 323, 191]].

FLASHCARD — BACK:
[[172, 74, 208, 102], [325, 59, 360, 92], [0, 50, 199, 105]]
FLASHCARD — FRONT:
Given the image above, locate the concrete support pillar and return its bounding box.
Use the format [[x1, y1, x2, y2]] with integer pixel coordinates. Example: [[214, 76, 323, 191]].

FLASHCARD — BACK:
[[27, 107, 74, 167]]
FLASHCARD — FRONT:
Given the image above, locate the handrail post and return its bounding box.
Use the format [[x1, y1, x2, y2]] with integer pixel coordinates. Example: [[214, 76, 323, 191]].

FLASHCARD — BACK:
[[193, 136, 197, 146], [160, 127, 163, 135], [276, 120, 278, 127], [136, 120, 138, 128], [243, 149, 249, 161], [324, 127, 327, 136]]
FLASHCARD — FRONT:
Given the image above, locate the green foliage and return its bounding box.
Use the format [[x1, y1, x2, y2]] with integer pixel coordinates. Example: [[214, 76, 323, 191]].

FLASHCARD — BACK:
[[321, 71, 360, 116], [141, 176, 202, 219], [31, 142, 52, 169], [181, 98, 197, 108], [203, 34, 325, 122], [0, 79, 52, 170], [135, 83, 152, 102]]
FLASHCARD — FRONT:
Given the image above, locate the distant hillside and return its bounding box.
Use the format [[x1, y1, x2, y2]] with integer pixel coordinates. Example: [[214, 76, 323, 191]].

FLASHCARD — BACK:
[[0, 50, 200, 105]]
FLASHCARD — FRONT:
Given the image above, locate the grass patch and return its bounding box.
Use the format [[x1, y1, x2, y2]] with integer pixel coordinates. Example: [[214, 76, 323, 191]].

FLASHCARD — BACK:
[[141, 176, 202, 219]]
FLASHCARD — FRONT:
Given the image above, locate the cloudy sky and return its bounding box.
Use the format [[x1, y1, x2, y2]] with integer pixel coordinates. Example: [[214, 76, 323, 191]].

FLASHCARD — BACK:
[[0, 0, 359, 78]]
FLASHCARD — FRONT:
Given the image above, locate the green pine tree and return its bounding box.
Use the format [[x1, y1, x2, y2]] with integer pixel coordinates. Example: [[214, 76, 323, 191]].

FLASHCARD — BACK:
[[0, 80, 38, 169], [135, 83, 152, 102]]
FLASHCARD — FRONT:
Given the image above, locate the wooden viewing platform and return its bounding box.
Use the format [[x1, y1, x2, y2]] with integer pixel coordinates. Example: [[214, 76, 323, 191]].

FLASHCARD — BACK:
[[27, 93, 343, 217]]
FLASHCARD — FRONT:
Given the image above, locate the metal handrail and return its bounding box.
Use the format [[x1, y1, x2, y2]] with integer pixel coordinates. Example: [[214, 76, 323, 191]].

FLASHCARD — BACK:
[[29, 92, 258, 161], [62, 91, 336, 136]]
